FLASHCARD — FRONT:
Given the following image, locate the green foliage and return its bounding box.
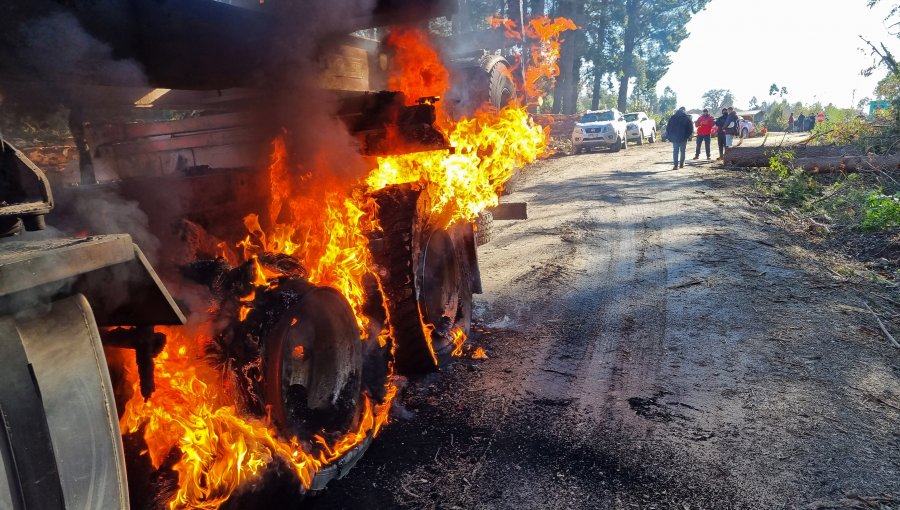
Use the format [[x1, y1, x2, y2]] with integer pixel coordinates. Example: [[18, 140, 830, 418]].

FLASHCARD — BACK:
[[763, 102, 787, 131], [860, 191, 900, 231], [701, 89, 734, 111], [758, 150, 815, 206], [756, 152, 900, 233]]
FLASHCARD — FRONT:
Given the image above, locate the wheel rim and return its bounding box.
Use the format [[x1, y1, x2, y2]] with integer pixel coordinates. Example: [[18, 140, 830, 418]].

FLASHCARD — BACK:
[[420, 229, 460, 327], [264, 287, 362, 436]]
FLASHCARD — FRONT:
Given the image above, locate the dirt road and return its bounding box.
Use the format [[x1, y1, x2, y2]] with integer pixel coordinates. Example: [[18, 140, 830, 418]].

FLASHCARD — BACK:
[[310, 142, 900, 509]]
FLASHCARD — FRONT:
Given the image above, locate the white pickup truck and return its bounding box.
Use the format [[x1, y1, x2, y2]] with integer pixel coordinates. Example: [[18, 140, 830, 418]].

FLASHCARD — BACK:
[[624, 112, 657, 144]]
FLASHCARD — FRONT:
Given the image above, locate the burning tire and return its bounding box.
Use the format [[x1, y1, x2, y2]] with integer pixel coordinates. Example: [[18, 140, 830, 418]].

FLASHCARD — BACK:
[[370, 184, 475, 374], [474, 211, 494, 246], [263, 286, 363, 437], [487, 60, 516, 110]]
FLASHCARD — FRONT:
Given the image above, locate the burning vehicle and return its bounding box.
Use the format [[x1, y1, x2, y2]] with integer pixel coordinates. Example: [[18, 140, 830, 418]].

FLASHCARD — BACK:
[[0, 1, 572, 508]]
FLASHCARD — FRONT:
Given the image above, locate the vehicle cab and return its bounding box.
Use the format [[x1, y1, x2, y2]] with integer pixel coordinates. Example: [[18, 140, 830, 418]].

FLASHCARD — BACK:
[[572, 108, 628, 154]]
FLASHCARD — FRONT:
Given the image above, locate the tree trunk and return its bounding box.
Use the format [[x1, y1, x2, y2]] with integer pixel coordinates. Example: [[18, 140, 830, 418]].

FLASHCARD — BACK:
[[723, 145, 865, 167], [551, 0, 574, 114], [561, 0, 586, 114], [591, 63, 603, 110], [617, 0, 639, 112], [791, 155, 900, 173], [589, 0, 610, 110]]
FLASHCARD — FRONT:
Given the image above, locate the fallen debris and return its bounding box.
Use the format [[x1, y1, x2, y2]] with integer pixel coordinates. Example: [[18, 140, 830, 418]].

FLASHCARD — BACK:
[[862, 302, 900, 349]]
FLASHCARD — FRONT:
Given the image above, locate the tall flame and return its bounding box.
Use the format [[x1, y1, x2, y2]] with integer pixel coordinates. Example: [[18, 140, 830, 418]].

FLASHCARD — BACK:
[[121, 24, 548, 510], [490, 16, 577, 103]]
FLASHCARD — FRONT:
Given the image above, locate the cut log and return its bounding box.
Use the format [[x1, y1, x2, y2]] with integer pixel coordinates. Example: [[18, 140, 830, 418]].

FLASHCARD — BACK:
[[723, 145, 863, 167], [791, 154, 900, 173]]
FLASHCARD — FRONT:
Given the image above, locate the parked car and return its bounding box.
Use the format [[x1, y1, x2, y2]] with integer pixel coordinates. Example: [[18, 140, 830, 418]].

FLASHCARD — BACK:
[[624, 112, 657, 144], [711, 119, 755, 137], [572, 108, 628, 154]]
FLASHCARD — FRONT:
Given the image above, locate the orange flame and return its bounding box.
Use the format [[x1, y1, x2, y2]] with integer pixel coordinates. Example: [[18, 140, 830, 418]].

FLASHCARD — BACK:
[[385, 27, 450, 124], [120, 326, 397, 509], [472, 346, 488, 359], [367, 106, 545, 227], [490, 16, 577, 103], [450, 325, 467, 357]]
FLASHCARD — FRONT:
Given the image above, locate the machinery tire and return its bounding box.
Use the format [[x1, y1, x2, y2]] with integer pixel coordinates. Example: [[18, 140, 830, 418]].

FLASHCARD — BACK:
[[487, 60, 516, 110], [370, 184, 472, 374], [475, 211, 493, 246]]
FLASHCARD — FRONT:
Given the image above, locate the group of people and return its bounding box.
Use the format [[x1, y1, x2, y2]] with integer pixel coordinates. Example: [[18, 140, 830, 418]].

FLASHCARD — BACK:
[[665, 106, 742, 170], [786, 112, 818, 132]]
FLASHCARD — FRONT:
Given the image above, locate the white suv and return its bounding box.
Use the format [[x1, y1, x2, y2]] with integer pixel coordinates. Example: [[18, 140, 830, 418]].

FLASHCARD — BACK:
[[624, 112, 657, 144], [572, 109, 628, 154]]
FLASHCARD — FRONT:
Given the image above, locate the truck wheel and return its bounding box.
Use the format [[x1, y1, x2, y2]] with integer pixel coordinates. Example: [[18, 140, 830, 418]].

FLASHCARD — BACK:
[[475, 210, 493, 246], [649, 129, 656, 143], [487, 61, 516, 110], [370, 184, 470, 374], [637, 130, 644, 145], [263, 286, 364, 437], [611, 136, 622, 153], [621, 135, 628, 150], [741, 128, 749, 138]]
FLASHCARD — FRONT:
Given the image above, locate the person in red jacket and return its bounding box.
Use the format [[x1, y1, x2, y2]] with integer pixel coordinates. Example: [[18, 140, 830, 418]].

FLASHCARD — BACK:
[[693, 108, 715, 161]]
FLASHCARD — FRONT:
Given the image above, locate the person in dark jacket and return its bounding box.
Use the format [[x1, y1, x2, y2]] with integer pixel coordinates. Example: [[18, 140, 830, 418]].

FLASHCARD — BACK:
[[788, 112, 795, 133], [724, 107, 740, 147], [666, 107, 694, 169], [693, 108, 715, 161], [797, 113, 806, 132], [715, 108, 728, 158]]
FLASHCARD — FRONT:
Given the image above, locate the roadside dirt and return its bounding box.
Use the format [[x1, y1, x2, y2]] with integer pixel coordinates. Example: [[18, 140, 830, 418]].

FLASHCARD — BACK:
[[307, 141, 900, 509]]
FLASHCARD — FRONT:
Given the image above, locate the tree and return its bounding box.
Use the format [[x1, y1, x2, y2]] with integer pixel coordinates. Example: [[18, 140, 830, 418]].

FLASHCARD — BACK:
[[701, 88, 734, 111], [749, 96, 759, 109], [615, 0, 710, 111], [551, 0, 587, 114], [659, 86, 677, 113]]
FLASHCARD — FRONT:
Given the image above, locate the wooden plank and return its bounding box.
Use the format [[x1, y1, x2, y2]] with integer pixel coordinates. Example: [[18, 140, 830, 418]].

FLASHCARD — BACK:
[[489, 202, 527, 220]]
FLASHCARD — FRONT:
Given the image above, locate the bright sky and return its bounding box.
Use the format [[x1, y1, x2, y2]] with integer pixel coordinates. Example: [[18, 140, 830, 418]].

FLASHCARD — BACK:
[[656, 0, 900, 110]]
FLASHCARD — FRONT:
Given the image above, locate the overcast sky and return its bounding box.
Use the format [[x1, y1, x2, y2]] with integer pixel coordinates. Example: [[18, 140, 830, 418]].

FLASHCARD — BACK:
[[656, 0, 900, 111]]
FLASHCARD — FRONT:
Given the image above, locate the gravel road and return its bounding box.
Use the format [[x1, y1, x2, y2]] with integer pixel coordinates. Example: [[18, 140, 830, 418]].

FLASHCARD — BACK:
[[309, 142, 900, 509]]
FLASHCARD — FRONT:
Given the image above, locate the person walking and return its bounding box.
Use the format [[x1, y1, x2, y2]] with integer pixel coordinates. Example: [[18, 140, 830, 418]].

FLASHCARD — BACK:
[[715, 107, 728, 159], [788, 112, 795, 133], [797, 112, 806, 132], [693, 108, 715, 161], [724, 107, 739, 147], [666, 107, 693, 170]]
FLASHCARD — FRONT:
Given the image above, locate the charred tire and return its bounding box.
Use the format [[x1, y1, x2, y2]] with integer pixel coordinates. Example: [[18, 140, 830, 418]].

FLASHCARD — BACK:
[[475, 211, 494, 246], [487, 60, 516, 110], [370, 184, 472, 374], [263, 287, 363, 438]]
